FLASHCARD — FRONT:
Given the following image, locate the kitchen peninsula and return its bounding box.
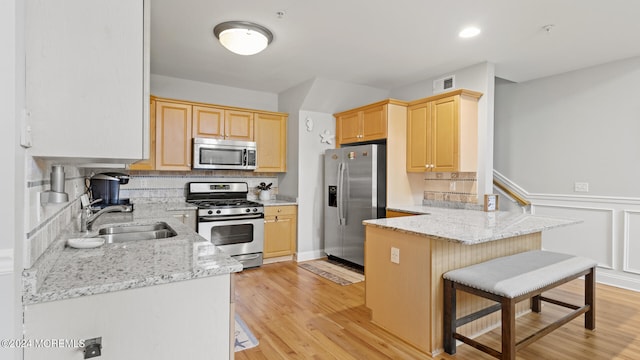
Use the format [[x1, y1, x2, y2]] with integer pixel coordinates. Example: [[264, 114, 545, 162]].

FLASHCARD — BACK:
[[363, 206, 581, 356], [22, 203, 241, 360]]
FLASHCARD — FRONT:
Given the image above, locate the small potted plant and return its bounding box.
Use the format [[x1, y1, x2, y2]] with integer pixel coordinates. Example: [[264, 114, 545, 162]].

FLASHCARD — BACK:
[[257, 182, 272, 201]]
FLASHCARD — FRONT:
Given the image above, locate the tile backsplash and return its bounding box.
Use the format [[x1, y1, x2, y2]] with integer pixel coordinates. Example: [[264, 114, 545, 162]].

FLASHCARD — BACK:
[[24, 164, 281, 269], [25, 159, 87, 268], [423, 172, 477, 203], [121, 171, 279, 201]]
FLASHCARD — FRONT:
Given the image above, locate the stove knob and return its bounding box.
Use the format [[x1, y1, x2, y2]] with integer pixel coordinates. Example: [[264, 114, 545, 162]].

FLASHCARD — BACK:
[[207, 210, 213, 215], [245, 208, 251, 213], [216, 210, 222, 214], [253, 208, 258, 212]]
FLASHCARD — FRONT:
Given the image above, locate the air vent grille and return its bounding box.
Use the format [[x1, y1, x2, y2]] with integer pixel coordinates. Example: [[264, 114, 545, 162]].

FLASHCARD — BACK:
[[433, 75, 455, 94]]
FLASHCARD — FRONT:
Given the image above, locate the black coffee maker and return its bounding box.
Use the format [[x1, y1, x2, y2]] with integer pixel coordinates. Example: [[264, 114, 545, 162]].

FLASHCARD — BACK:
[[89, 172, 130, 208]]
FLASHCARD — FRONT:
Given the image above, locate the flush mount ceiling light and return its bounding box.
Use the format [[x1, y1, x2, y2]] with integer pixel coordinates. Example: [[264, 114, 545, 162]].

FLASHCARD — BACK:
[[459, 26, 481, 38], [213, 21, 273, 56]]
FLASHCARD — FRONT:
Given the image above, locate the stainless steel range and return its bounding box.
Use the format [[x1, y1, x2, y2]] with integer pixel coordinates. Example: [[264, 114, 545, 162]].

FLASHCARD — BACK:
[[187, 182, 264, 269]]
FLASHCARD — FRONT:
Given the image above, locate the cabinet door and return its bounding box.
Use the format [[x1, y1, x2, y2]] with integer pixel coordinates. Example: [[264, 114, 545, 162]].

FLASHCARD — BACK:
[[24, 276, 231, 360], [225, 110, 254, 140], [361, 105, 387, 141], [155, 101, 192, 170], [26, 0, 147, 161], [264, 215, 294, 257], [264, 206, 297, 259], [193, 105, 225, 139], [406, 103, 430, 172], [431, 96, 459, 172], [337, 112, 362, 144], [130, 98, 156, 170], [255, 113, 287, 172]]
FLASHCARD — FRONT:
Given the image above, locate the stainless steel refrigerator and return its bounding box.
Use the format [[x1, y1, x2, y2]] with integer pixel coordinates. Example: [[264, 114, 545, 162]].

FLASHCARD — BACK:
[[324, 144, 386, 267]]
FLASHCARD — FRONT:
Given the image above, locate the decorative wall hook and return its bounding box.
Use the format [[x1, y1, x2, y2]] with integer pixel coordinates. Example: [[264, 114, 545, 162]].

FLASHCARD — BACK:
[[305, 117, 314, 132], [320, 130, 335, 144]]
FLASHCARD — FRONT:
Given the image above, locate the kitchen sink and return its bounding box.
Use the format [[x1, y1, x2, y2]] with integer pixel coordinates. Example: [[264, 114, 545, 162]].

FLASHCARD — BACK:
[[98, 222, 177, 243]]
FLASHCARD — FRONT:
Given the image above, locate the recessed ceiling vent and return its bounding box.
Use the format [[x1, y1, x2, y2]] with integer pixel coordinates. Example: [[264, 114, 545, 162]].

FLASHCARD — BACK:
[[433, 75, 455, 94]]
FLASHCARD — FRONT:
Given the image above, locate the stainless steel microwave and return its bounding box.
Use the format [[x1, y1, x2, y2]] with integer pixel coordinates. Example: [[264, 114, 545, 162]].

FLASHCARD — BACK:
[[193, 138, 257, 170]]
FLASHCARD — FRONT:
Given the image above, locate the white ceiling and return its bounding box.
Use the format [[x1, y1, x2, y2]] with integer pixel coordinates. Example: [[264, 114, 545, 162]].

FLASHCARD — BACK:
[[150, 0, 640, 94]]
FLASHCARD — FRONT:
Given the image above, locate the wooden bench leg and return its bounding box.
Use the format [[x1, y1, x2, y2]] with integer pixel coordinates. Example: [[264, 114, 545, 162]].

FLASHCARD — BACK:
[[585, 267, 596, 330], [501, 298, 516, 360], [531, 294, 542, 313], [443, 279, 457, 354]]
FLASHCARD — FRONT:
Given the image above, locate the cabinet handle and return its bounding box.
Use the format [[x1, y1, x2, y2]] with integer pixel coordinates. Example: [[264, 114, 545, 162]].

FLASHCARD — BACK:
[[277, 209, 282, 213]]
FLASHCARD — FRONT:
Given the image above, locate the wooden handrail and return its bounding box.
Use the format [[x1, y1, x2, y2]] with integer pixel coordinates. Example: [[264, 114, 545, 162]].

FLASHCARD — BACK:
[[493, 178, 531, 207]]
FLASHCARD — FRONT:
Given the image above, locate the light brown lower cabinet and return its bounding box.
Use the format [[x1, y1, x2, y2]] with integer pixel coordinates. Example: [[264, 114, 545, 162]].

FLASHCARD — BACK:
[[385, 210, 416, 218], [264, 205, 297, 259]]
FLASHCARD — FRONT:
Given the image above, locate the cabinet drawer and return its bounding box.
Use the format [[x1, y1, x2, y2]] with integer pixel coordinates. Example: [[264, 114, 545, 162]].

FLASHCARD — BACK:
[[386, 210, 416, 218], [265, 205, 297, 216]]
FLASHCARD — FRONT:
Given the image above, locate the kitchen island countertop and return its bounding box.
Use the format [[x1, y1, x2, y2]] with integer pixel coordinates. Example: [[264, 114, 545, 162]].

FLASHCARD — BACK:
[[364, 204, 582, 355], [23, 202, 242, 305], [366, 205, 581, 244]]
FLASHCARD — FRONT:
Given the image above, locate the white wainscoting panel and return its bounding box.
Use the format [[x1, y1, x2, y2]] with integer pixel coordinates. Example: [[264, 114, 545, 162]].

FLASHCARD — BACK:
[[624, 210, 640, 275], [533, 204, 614, 269]]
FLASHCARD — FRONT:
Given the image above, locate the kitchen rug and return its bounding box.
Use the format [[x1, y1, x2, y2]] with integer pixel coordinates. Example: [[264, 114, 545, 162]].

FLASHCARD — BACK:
[[298, 259, 364, 285], [235, 314, 259, 352]]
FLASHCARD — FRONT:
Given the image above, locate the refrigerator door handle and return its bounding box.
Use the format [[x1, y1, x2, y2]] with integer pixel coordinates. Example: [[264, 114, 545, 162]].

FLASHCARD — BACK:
[[337, 162, 346, 225]]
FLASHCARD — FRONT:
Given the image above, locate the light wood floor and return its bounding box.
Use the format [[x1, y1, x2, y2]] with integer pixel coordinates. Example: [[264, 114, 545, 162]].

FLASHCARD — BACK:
[[233, 261, 640, 359]]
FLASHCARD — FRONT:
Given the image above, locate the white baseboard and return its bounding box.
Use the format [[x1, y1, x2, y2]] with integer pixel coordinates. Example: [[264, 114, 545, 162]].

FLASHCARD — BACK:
[[0, 249, 13, 275], [597, 270, 640, 293], [295, 250, 326, 263]]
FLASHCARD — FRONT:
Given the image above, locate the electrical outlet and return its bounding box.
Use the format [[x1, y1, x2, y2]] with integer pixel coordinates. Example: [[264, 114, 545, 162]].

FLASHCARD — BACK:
[[574, 182, 589, 192], [390, 247, 400, 264]]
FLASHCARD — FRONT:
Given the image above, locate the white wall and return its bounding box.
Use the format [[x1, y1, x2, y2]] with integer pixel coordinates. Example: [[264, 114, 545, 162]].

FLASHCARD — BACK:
[[494, 56, 640, 291], [1, 0, 24, 358], [277, 79, 315, 200], [151, 74, 279, 111], [495, 56, 640, 196], [295, 111, 336, 260], [300, 77, 389, 114]]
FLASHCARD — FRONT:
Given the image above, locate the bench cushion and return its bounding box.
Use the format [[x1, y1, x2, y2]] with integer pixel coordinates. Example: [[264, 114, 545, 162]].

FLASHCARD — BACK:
[[443, 250, 597, 298]]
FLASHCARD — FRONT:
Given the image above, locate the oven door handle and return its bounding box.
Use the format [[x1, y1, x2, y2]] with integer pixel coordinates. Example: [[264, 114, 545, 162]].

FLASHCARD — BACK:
[[233, 253, 261, 261], [199, 214, 264, 222]]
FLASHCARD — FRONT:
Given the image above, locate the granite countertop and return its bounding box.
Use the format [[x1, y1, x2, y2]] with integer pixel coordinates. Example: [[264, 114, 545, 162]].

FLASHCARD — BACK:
[[23, 202, 242, 305], [258, 199, 298, 206], [364, 205, 581, 245]]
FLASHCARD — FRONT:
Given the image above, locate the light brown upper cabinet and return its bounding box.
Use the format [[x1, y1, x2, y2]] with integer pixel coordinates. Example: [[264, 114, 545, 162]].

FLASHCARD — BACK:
[[193, 106, 254, 141], [155, 100, 193, 171], [130, 96, 287, 172], [335, 103, 388, 145], [407, 89, 482, 173], [254, 113, 287, 172]]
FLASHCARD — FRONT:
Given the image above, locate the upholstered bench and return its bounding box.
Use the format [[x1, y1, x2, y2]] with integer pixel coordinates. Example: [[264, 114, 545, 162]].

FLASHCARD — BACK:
[[443, 250, 597, 360]]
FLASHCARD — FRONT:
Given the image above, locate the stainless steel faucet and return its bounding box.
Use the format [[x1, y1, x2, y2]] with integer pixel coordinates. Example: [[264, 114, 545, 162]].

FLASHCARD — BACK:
[[80, 205, 133, 232]]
